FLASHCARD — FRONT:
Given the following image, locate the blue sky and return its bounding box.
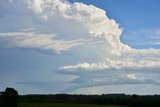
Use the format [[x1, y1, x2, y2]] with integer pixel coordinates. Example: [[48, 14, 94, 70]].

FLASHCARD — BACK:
[[74, 0, 160, 30], [0, 0, 160, 95], [74, 0, 160, 49]]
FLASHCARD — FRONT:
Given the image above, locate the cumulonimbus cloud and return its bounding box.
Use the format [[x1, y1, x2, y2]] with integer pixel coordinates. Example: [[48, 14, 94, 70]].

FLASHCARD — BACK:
[[1, 0, 160, 92]]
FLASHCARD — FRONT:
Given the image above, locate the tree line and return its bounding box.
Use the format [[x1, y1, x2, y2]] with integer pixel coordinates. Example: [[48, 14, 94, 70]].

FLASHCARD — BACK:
[[19, 93, 160, 107], [1, 87, 160, 107]]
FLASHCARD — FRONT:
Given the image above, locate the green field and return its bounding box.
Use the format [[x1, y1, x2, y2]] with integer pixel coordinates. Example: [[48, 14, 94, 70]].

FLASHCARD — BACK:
[[19, 103, 127, 107]]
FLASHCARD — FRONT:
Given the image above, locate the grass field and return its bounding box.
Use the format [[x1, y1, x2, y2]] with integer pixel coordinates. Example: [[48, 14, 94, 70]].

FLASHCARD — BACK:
[[19, 103, 127, 107]]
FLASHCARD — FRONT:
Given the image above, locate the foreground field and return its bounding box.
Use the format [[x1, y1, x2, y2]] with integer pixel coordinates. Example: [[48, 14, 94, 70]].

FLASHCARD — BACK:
[[19, 103, 127, 107]]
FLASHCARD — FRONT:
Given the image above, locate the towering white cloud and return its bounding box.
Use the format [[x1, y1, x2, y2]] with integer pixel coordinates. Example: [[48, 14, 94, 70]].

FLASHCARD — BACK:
[[1, 0, 160, 92]]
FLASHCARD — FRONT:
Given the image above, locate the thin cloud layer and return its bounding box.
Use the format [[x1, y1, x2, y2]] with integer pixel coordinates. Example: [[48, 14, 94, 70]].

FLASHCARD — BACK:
[[122, 29, 160, 49], [0, 0, 160, 93], [0, 32, 84, 53]]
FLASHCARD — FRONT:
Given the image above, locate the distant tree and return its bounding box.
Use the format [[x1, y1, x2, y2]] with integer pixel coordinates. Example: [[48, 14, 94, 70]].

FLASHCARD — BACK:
[[0, 91, 5, 107], [1, 87, 19, 107], [132, 94, 138, 99]]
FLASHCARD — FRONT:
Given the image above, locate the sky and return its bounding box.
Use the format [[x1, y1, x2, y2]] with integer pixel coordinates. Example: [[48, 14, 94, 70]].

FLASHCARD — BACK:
[[74, 0, 160, 49], [0, 0, 160, 95]]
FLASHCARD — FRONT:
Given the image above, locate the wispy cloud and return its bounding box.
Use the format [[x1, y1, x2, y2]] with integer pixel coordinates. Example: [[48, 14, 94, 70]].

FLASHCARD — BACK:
[[122, 29, 160, 48], [0, 32, 84, 54]]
